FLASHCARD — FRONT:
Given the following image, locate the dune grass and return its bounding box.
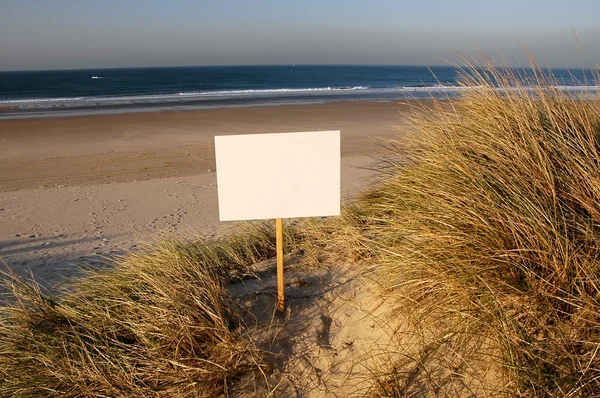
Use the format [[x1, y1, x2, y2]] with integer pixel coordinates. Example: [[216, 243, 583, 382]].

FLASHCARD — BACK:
[[0, 223, 300, 397], [326, 57, 600, 396]]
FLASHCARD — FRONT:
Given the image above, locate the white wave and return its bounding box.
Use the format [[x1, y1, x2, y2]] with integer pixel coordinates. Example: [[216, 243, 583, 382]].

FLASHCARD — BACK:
[[0, 97, 85, 104], [177, 87, 339, 96], [0, 84, 596, 108]]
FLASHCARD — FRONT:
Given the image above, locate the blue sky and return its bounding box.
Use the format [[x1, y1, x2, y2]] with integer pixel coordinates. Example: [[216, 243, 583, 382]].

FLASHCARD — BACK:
[[0, 0, 598, 70]]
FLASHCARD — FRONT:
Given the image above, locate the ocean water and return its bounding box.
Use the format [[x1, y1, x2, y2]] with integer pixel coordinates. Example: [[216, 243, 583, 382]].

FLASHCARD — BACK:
[[0, 65, 597, 119]]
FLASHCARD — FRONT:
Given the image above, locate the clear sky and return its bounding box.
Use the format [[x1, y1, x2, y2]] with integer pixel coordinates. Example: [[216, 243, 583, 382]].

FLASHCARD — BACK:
[[1, 0, 598, 71]]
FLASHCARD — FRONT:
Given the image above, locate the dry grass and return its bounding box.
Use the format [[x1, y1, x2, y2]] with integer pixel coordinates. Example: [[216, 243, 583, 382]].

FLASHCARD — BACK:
[[0, 223, 298, 397], [328, 55, 600, 396]]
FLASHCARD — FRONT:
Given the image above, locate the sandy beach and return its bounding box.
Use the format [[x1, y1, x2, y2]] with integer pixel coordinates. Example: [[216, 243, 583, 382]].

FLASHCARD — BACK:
[[0, 101, 413, 290]]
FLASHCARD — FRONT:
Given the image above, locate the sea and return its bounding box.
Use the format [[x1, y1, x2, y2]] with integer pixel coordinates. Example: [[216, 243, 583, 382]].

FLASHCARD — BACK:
[[0, 65, 597, 119]]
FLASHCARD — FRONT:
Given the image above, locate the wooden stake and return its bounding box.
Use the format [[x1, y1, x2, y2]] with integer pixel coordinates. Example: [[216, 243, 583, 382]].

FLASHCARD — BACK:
[[276, 217, 285, 312]]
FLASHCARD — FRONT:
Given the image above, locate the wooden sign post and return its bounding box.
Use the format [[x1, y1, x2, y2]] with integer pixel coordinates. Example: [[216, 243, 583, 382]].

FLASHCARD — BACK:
[[214, 131, 340, 312], [276, 218, 285, 311]]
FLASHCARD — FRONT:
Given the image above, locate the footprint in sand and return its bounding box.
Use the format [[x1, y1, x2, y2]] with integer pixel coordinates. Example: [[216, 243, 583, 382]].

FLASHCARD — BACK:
[[317, 315, 333, 349]]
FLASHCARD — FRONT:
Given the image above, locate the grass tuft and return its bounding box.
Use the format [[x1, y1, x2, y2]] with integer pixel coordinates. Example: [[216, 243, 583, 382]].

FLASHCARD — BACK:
[[0, 222, 292, 397], [345, 54, 600, 396]]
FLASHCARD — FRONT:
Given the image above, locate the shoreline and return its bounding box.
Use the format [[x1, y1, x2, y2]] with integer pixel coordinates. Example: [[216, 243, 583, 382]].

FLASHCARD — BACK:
[[0, 97, 420, 121], [1, 87, 596, 121]]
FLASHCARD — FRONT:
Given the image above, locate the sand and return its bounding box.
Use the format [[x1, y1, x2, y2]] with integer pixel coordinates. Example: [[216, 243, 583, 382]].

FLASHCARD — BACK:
[[0, 101, 414, 291], [232, 259, 401, 396]]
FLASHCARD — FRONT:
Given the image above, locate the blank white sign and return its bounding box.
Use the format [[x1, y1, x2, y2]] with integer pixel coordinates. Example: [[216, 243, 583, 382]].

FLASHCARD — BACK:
[[215, 130, 340, 221]]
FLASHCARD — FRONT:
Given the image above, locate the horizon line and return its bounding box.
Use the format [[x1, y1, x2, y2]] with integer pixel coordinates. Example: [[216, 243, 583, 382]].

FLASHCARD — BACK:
[[1, 63, 596, 73], [0, 63, 446, 73]]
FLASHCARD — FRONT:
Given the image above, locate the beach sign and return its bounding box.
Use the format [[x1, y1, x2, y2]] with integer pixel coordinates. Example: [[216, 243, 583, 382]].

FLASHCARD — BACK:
[[214, 130, 340, 311]]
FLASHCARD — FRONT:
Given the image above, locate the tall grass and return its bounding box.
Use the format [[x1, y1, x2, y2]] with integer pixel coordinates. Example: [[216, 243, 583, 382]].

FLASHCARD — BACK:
[[349, 56, 600, 396], [0, 223, 293, 397]]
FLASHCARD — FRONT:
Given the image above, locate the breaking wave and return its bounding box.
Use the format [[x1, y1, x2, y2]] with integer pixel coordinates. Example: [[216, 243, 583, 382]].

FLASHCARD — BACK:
[[0, 84, 597, 110]]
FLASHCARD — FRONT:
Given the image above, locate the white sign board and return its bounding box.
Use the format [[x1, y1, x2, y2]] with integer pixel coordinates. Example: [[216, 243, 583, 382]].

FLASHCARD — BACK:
[[215, 130, 340, 221]]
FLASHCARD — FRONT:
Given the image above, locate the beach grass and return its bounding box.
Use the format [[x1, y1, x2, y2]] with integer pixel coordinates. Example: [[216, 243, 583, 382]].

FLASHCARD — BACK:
[[327, 55, 600, 396], [0, 223, 300, 397]]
